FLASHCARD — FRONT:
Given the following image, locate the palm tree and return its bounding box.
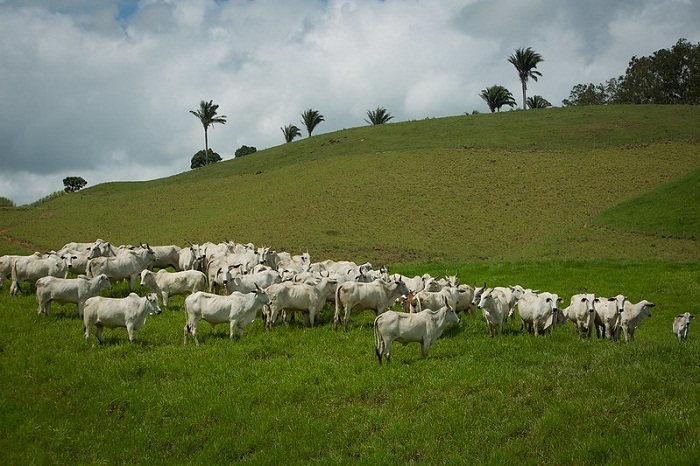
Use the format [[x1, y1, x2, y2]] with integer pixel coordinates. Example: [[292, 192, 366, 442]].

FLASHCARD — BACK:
[[526, 95, 552, 109], [365, 107, 394, 125], [479, 85, 516, 113], [281, 124, 302, 143], [189, 100, 227, 165], [300, 108, 324, 137], [508, 47, 544, 109]]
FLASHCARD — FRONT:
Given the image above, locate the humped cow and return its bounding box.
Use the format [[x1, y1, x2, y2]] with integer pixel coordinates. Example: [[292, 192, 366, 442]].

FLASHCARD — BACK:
[[263, 277, 338, 329], [517, 291, 565, 336], [87, 244, 156, 292], [36, 274, 112, 317], [477, 287, 509, 337], [83, 293, 161, 344], [139, 268, 207, 308], [619, 299, 655, 343], [564, 293, 597, 338], [593, 294, 626, 340], [334, 279, 409, 331], [10, 253, 75, 296]]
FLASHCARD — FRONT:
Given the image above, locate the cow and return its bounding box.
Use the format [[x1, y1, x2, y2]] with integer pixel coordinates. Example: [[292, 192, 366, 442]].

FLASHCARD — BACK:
[[10, 253, 75, 296], [374, 299, 460, 364], [455, 284, 476, 317], [517, 291, 565, 336], [139, 269, 206, 308], [1, 253, 42, 288], [56, 248, 90, 275], [264, 277, 338, 329], [477, 287, 509, 337], [564, 294, 597, 338], [87, 244, 156, 292], [223, 269, 281, 295], [183, 285, 270, 345], [619, 299, 655, 343], [494, 285, 529, 325], [471, 282, 488, 308], [334, 279, 409, 331], [83, 293, 161, 344], [673, 312, 694, 342], [149, 245, 182, 270], [410, 286, 460, 315], [83, 240, 117, 260], [593, 294, 626, 340], [178, 244, 206, 272], [36, 273, 112, 317], [390, 273, 431, 294]]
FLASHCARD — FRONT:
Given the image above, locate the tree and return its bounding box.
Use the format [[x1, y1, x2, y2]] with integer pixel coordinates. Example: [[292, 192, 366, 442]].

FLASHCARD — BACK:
[[508, 47, 544, 109], [190, 149, 222, 169], [526, 95, 552, 109], [0, 196, 14, 207], [63, 176, 87, 193], [189, 100, 226, 165], [365, 107, 394, 125], [281, 124, 302, 143], [235, 145, 257, 158], [479, 85, 516, 113], [300, 108, 324, 137]]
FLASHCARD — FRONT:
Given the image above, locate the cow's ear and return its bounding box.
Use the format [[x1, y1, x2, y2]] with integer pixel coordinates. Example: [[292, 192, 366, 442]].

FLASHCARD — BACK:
[[558, 297, 563, 302]]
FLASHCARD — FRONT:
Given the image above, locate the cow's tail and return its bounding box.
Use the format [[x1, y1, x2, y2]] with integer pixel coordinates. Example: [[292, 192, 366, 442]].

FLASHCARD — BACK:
[[9, 260, 19, 296], [373, 316, 383, 365], [333, 284, 343, 330]]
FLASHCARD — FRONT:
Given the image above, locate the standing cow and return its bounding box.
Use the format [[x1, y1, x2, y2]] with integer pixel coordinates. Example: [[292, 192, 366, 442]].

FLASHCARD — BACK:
[[334, 279, 409, 331], [564, 294, 597, 338], [83, 293, 161, 344], [673, 312, 694, 342], [36, 274, 112, 317]]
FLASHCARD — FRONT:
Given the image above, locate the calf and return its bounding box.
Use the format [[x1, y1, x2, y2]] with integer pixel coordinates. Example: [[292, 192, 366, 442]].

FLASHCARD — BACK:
[[673, 312, 694, 342], [140, 269, 206, 308], [477, 288, 509, 337], [36, 274, 112, 317], [184, 285, 269, 345], [83, 293, 161, 344], [374, 300, 460, 364]]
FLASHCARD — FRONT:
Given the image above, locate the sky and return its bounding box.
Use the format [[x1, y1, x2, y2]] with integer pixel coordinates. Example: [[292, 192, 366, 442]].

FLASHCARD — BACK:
[[1, 0, 698, 205]]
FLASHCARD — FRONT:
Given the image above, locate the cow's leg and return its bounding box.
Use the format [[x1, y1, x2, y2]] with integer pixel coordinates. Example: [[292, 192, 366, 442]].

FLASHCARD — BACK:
[[384, 339, 393, 363], [421, 339, 431, 358], [192, 322, 200, 346], [229, 320, 237, 339], [183, 323, 189, 345], [333, 301, 342, 331], [96, 324, 104, 344], [376, 337, 384, 365], [127, 323, 135, 342], [129, 274, 137, 292]]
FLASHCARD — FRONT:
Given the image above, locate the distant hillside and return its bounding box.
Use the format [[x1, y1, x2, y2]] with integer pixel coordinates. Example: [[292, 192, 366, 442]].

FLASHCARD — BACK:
[[1, 105, 699, 263]]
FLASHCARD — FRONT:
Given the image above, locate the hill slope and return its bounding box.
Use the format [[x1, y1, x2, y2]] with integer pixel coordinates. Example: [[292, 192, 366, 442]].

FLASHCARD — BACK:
[[1, 105, 699, 262]]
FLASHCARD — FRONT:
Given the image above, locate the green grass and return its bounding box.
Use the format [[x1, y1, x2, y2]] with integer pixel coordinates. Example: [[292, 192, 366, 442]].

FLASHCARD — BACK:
[[0, 261, 698, 464], [1, 105, 699, 464]]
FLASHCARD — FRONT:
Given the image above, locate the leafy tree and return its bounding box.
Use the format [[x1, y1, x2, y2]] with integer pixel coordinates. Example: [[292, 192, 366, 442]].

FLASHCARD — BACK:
[[479, 85, 516, 113], [0, 196, 14, 207], [526, 95, 552, 109], [300, 108, 324, 137], [281, 124, 302, 143], [189, 100, 226, 165], [365, 107, 394, 125], [562, 81, 617, 106], [63, 176, 87, 193], [235, 145, 257, 158], [191, 149, 222, 169], [508, 47, 544, 109]]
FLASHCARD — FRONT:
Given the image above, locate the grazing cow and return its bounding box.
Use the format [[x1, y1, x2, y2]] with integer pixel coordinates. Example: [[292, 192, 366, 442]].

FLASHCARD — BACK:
[[139, 269, 206, 308], [83, 293, 161, 344], [87, 244, 156, 292], [517, 291, 565, 336], [264, 277, 338, 328], [334, 279, 410, 331], [564, 294, 597, 338], [150, 245, 182, 270], [594, 295, 626, 340], [673, 312, 694, 342], [36, 274, 112, 317], [10, 253, 75, 296], [619, 299, 655, 343], [183, 285, 270, 345], [477, 288, 509, 337], [374, 299, 460, 364]]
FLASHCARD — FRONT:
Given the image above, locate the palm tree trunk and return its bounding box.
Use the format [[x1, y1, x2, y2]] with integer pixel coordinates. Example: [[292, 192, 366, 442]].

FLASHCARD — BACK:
[[521, 80, 527, 110], [204, 127, 209, 165]]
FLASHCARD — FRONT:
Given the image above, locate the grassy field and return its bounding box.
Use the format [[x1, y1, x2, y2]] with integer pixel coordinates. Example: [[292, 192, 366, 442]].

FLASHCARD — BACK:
[[0, 105, 699, 464]]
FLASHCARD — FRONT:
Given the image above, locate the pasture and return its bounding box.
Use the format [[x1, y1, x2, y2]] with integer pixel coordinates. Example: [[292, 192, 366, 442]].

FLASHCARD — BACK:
[[1, 105, 699, 464]]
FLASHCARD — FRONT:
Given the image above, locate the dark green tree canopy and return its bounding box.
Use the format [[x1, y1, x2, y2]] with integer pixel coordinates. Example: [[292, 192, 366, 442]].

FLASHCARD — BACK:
[[191, 149, 222, 169], [235, 145, 257, 158], [479, 85, 516, 113], [63, 176, 87, 193], [365, 107, 394, 125], [526, 95, 552, 109], [281, 124, 302, 143], [300, 108, 324, 137], [564, 39, 699, 106]]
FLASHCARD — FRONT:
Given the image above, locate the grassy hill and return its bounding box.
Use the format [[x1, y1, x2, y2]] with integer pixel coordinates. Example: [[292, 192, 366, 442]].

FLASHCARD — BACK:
[[1, 104, 699, 263]]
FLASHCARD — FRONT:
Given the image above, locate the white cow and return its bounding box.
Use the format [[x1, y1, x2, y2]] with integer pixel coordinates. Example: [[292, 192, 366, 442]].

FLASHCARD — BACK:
[[410, 286, 461, 314], [224, 269, 281, 295], [183, 286, 270, 345], [1, 253, 42, 288], [374, 300, 460, 364], [494, 285, 529, 324], [619, 299, 655, 343], [593, 295, 626, 340], [57, 248, 90, 275], [139, 269, 206, 308], [36, 274, 112, 317], [673, 312, 694, 342], [83, 293, 161, 344], [517, 291, 565, 336], [477, 288, 509, 337], [264, 277, 338, 328], [87, 245, 156, 292], [390, 273, 431, 294], [455, 284, 476, 317], [150, 245, 182, 270], [178, 244, 206, 272], [334, 279, 410, 331], [471, 282, 488, 307], [564, 293, 597, 338], [10, 253, 75, 296]]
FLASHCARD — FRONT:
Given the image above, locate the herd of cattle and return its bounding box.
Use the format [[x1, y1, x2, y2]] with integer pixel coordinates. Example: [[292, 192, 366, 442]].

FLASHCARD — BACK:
[[0, 239, 695, 363]]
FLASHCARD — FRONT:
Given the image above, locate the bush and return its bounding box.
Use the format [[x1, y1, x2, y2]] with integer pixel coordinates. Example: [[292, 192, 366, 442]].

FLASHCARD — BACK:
[[235, 145, 257, 158], [191, 149, 222, 169]]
